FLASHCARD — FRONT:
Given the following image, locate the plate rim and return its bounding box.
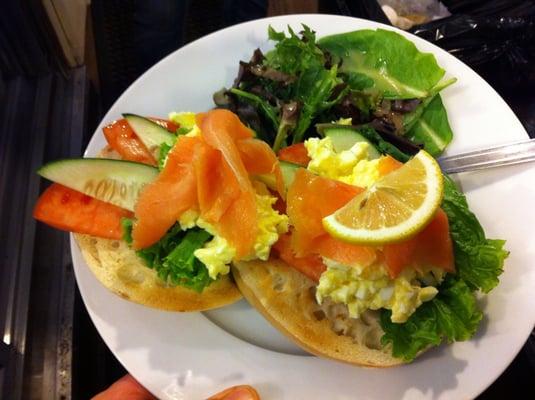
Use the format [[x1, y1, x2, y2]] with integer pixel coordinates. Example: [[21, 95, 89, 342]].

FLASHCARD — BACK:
[[73, 13, 534, 400]]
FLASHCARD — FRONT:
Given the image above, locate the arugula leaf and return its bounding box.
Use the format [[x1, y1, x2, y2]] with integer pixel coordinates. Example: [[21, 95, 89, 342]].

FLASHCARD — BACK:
[[291, 64, 342, 144], [442, 176, 509, 292], [265, 25, 324, 75], [122, 219, 214, 292], [380, 276, 483, 361], [318, 29, 445, 99]]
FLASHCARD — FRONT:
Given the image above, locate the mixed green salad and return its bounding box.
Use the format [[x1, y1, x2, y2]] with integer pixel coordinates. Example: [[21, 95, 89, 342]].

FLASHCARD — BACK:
[[214, 25, 508, 361]]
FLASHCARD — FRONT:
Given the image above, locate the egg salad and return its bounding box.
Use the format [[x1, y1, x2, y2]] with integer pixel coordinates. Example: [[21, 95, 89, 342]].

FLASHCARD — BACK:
[[178, 194, 288, 280], [171, 111, 289, 280], [305, 136, 381, 189], [304, 136, 441, 322], [316, 259, 443, 323]]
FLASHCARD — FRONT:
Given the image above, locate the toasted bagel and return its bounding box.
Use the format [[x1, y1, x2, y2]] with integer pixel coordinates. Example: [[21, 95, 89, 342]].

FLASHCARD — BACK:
[[232, 259, 403, 367], [75, 233, 242, 311], [73, 145, 241, 311]]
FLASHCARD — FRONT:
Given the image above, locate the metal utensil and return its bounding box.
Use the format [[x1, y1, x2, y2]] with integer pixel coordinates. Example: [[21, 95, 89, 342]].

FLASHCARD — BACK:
[[438, 138, 535, 174]]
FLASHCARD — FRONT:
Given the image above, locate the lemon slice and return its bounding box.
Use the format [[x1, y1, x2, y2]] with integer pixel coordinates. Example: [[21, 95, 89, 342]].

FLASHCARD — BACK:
[[323, 150, 443, 245]]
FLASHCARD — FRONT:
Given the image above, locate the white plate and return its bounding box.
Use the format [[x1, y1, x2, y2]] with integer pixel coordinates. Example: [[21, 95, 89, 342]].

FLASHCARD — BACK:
[[73, 14, 535, 399]]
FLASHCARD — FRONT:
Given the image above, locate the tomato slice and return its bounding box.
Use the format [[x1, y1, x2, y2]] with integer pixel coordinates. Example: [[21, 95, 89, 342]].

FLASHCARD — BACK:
[[103, 119, 157, 166], [208, 385, 260, 400], [277, 143, 311, 166], [33, 183, 132, 240], [149, 117, 179, 133]]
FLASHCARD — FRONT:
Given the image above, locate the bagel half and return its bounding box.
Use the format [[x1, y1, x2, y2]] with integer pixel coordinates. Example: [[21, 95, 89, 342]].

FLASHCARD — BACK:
[[232, 259, 403, 367], [75, 233, 242, 311], [73, 145, 241, 311]]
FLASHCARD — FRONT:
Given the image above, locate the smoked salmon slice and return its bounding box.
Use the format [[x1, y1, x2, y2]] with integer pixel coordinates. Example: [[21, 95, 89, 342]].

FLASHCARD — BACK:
[[132, 136, 201, 249], [194, 143, 241, 223], [237, 138, 285, 198], [199, 109, 258, 258], [273, 233, 326, 282], [383, 209, 454, 278]]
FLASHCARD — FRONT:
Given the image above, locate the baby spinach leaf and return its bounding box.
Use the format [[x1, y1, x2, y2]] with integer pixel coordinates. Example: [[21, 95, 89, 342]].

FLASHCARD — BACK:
[[318, 29, 445, 99]]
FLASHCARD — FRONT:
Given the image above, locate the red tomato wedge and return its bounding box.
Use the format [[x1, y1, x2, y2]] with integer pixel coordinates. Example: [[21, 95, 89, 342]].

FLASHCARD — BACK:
[[277, 142, 310, 166], [33, 183, 132, 240], [383, 209, 455, 278], [103, 119, 157, 166], [237, 138, 285, 198], [208, 385, 260, 400], [132, 136, 201, 249], [273, 233, 326, 282], [149, 117, 179, 132]]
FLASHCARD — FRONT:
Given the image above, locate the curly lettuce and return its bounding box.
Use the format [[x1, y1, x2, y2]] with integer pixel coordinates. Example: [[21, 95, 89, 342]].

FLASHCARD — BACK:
[[379, 175, 508, 361], [122, 219, 213, 292]]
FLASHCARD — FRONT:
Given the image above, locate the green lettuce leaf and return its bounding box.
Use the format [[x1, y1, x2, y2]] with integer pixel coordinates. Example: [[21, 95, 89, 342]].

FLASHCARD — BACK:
[[380, 276, 483, 361], [354, 126, 411, 162], [229, 87, 280, 131], [157, 142, 173, 171], [405, 95, 453, 157], [122, 219, 214, 292], [442, 176, 509, 292], [318, 29, 445, 99]]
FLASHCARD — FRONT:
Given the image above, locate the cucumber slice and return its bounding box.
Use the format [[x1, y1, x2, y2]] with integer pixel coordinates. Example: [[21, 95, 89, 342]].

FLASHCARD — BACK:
[[324, 127, 380, 159], [123, 114, 176, 151], [257, 160, 301, 192], [280, 161, 300, 189], [38, 158, 158, 211]]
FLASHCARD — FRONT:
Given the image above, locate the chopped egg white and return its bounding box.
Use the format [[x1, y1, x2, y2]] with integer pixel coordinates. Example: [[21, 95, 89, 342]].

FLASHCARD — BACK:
[[316, 259, 440, 323]]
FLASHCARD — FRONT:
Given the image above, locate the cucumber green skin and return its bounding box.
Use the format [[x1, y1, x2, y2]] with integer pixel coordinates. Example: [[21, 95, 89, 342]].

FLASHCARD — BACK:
[[280, 160, 300, 189], [123, 113, 176, 149], [256, 160, 301, 192], [324, 127, 380, 159], [38, 158, 158, 211]]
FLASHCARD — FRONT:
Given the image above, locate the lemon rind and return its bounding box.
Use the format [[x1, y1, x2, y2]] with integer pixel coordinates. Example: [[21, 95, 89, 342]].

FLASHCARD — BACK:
[[322, 151, 443, 245]]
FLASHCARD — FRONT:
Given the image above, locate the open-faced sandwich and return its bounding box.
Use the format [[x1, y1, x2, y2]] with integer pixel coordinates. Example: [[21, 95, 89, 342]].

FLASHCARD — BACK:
[[222, 25, 509, 365], [34, 110, 288, 311], [34, 24, 509, 366]]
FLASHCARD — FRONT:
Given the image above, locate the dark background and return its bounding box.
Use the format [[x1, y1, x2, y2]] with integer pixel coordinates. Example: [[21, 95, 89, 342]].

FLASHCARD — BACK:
[[1, 0, 534, 399]]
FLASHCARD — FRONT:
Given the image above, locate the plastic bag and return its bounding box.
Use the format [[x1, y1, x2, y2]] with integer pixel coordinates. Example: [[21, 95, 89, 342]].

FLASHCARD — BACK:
[[410, 9, 535, 87]]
